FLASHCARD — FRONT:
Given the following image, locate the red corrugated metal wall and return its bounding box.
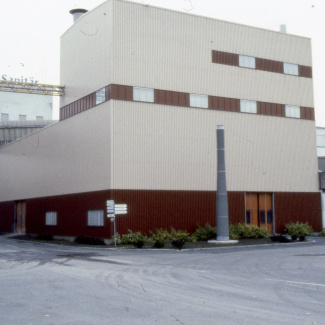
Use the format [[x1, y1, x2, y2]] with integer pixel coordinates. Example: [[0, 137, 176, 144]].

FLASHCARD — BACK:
[[1, 190, 320, 237], [274, 192, 322, 232], [0, 201, 14, 233]]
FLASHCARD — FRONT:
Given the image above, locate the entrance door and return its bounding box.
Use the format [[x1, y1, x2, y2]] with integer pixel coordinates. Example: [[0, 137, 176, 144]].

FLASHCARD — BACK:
[[246, 193, 273, 234], [16, 201, 26, 234]]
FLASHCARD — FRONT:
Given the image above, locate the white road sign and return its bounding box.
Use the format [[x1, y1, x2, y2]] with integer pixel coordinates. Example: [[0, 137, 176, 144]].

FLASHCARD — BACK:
[[106, 200, 115, 214], [115, 204, 127, 214]]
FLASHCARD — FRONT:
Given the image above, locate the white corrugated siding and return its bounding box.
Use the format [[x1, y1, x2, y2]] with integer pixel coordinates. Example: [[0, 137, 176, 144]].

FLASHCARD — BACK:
[[112, 0, 313, 107], [60, 0, 113, 107], [112, 100, 318, 192], [0, 102, 112, 202]]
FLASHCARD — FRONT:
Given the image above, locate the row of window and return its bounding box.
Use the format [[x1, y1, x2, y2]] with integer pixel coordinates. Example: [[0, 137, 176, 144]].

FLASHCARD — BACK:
[[1, 113, 44, 121], [238, 54, 299, 76], [45, 210, 104, 227], [131, 87, 301, 118], [62, 82, 311, 121]]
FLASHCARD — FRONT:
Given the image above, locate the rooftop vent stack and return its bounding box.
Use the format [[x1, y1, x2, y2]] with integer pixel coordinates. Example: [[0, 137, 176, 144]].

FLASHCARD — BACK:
[[280, 24, 287, 33], [69, 8, 88, 23]]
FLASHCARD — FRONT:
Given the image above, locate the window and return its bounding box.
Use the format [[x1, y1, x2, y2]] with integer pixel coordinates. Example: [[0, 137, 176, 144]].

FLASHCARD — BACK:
[[190, 94, 208, 108], [283, 63, 298, 76], [19, 115, 26, 121], [96, 87, 106, 105], [133, 87, 154, 102], [1, 113, 9, 121], [45, 212, 57, 226], [239, 55, 256, 69], [87, 210, 104, 226], [285, 105, 300, 118], [240, 100, 257, 114], [36, 116, 43, 121]]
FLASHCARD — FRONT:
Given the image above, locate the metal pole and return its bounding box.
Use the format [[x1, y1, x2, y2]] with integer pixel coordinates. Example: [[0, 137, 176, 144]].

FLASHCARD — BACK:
[[114, 215, 116, 247], [216, 125, 230, 241]]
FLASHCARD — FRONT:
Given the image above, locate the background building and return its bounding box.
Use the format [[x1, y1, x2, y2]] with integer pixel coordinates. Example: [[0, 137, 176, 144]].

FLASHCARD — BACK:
[[0, 120, 57, 147], [0, 0, 322, 237], [0, 91, 53, 121]]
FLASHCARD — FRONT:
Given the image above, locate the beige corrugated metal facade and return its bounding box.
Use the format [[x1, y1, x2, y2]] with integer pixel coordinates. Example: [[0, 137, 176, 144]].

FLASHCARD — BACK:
[[111, 101, 318, 192], [0, 0, 322, 236]]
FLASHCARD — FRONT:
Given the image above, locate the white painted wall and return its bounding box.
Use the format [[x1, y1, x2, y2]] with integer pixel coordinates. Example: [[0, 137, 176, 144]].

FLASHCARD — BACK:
[[112, 0, 313, 107], [0, 0, 319, 203], [60, 0, 113, 107], [111, 101, 319, 192], [0, 102, 111, 202], [0, 92, 53, 121]]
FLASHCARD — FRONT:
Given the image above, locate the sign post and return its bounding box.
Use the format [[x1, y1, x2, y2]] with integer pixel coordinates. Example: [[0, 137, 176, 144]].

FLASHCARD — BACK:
[[106, 200, 127, 247]]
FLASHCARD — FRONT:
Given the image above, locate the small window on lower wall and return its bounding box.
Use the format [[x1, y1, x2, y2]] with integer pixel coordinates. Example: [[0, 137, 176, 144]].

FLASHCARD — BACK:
[[87, 210, 104, 227], [285, 105, 300, 118], [1, 113, 9, 121], [190, 94, 208, 108], [240, 100, 257, 114], [45, 212, 57, 226]]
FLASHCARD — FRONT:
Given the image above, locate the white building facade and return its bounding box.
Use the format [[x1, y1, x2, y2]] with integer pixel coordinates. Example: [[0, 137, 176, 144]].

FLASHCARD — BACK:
[[0, 0, 322, 236], [0, 91, 53, 121]]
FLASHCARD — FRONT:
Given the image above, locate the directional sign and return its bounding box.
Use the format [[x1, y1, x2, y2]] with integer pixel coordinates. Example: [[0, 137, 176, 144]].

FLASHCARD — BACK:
[[115, 204, 127, 215], [106, 200, 115, 214], [107, 200, 127, 248]]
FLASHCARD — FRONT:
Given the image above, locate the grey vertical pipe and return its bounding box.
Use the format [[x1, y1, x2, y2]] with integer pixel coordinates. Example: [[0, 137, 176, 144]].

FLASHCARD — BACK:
[[216, 125, 229, 241]]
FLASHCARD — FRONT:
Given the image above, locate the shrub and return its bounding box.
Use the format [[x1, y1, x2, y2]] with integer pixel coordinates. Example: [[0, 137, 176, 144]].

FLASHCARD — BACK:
[[284, 222, 313, 240], [192, 223, 217, 241], [169, 228, 190, 249], [229, 223, 268, 240], [121, 230, 148, 248], [150, 228, 170, 248], [111, 232, 122, 245], [74, 236, 105, 245]]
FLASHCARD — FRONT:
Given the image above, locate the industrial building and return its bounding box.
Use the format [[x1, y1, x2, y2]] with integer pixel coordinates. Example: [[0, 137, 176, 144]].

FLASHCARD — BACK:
[[0, 0, 322, 237], [0, 91, 53, 121], [0, 120, 57, 147]]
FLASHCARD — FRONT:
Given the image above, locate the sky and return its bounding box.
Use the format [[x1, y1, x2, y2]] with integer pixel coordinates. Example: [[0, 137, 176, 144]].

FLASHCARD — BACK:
[[0, 0, 324, 125]]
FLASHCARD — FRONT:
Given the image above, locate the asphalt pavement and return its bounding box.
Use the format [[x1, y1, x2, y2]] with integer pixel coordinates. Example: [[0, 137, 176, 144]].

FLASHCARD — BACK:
[[0, 234, 324, 325]]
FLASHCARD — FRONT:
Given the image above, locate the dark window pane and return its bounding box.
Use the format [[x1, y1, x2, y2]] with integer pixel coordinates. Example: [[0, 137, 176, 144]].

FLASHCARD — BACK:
[[267, 210, 273, 224], [260, 210, 265, 224], [246, 210, 251, 224]]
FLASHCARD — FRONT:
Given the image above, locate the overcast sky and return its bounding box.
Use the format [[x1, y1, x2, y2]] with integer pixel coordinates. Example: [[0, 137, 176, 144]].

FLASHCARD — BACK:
[[0, 0, 324, 125]]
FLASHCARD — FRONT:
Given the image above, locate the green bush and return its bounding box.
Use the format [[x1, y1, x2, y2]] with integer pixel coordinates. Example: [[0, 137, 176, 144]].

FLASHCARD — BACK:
[[192, 223, 217, 241], [284, 222, 313, 240], [169, 228, 190, 249], [229, 223, 268, 240], [74, 236, 105, 245], [150, 228, 170, 248], [111, 232, 122, 245], [121, 230, 148, 248]]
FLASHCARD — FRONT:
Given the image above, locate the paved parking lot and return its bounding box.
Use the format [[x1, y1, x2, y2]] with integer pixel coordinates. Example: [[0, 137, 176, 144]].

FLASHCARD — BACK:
[[0, 235, 324, 325]]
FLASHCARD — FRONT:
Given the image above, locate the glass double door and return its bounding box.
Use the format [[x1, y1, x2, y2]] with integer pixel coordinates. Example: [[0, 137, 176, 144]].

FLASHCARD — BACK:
[[245, 193, 273, 234]]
